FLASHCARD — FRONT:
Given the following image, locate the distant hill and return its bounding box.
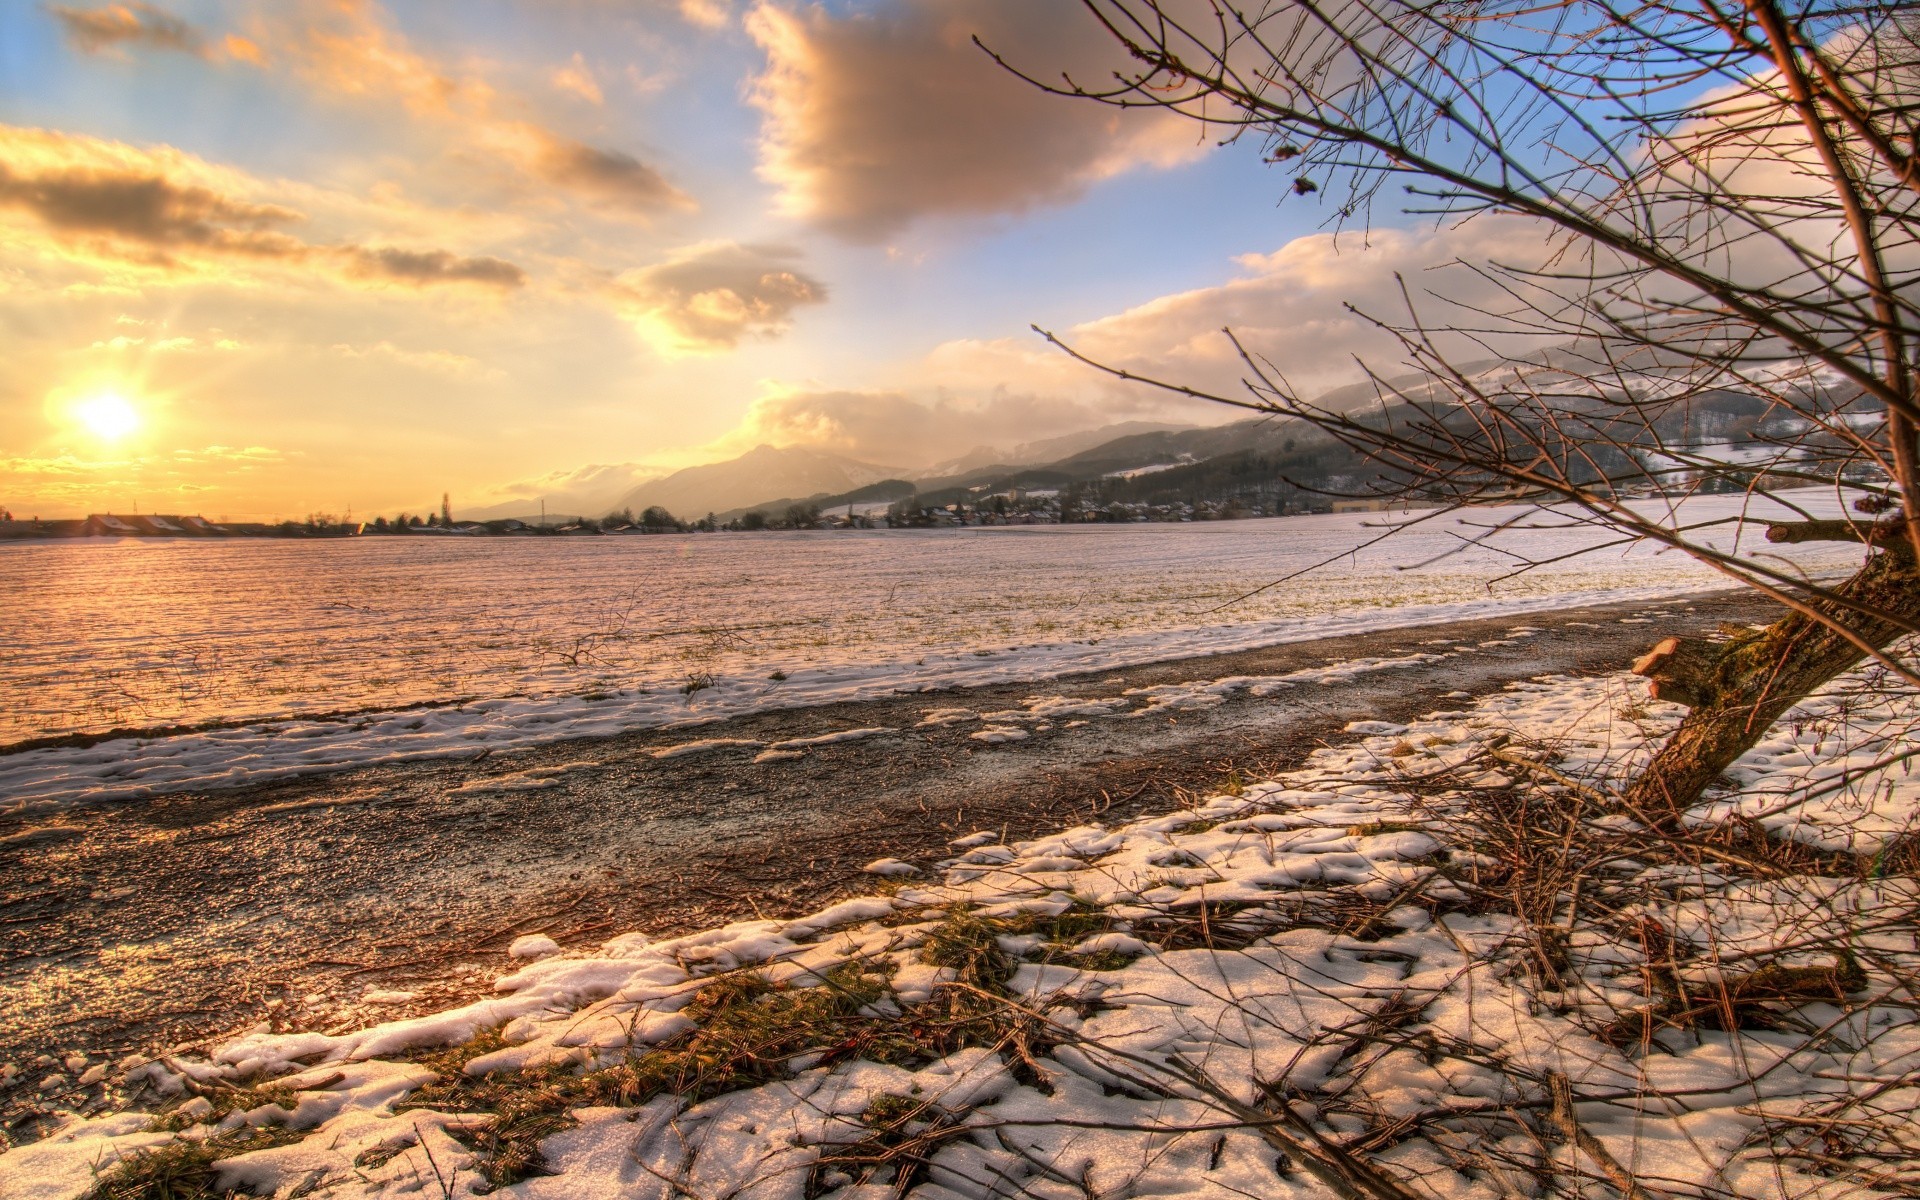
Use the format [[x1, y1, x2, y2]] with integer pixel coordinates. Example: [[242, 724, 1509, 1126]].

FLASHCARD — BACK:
[[921, 421, 1201, 477], [473, 346, 1843, 528], [612, 445, 904, 521], [470, 369, 1486, 526], [710, 367, 1502, 519]]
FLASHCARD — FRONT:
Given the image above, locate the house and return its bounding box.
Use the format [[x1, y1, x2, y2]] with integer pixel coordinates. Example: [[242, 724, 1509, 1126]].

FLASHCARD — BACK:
[[82, 514, 139, 535]]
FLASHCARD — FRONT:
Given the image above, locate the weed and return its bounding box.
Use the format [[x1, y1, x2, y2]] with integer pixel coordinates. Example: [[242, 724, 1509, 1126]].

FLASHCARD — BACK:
[[146, 1082, 311, 1134], [84, 1127, 304, 1200], [399, 965, 917, 1186], [806, 1093, 971, 1199], [768, 670, 788, 681], [1347, 820, 1429, 837]]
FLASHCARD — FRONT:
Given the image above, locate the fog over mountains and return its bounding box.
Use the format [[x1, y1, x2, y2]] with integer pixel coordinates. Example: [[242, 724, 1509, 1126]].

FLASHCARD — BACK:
[[465, 419, 1216, 523], [473, 352, 1758, 524]]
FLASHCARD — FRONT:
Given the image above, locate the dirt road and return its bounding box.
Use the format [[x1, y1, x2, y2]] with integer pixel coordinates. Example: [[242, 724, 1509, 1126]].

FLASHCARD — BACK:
[[0, 588, 1772, 1131]]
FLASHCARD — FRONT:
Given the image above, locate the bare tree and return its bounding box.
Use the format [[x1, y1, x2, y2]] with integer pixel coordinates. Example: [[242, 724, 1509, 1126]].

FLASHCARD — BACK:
[[1000, 0, 1920, 817]]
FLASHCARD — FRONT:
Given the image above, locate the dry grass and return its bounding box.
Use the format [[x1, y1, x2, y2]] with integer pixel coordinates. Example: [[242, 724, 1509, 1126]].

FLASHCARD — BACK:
[[84, 1127, 305, 1200]]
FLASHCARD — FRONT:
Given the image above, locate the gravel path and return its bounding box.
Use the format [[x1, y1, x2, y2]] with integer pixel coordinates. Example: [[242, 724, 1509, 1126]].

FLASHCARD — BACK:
[[0, 587, 1773, 1133]]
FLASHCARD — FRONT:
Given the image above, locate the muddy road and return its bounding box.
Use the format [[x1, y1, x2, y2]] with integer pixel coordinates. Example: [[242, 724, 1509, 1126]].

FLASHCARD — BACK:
[[0, 588, 1772, 1129]]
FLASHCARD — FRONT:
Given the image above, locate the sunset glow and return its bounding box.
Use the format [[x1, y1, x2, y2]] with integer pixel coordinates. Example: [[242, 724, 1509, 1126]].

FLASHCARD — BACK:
[[0, 0, 1377, 522], [72, 392, 142, 442]]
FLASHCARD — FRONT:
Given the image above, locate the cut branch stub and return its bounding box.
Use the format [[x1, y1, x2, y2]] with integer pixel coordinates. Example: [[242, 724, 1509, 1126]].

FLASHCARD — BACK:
[[1763, 519, 1905, 546], [1624, 545, 1920, 819], [1631, 636, 1726, 708]]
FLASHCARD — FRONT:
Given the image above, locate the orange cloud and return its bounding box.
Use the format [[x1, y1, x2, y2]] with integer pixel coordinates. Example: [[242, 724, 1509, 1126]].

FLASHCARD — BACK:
[[609, 242, 826, 353], [505, 125, 694, 216], [47, 3, 201, 56], [342, 246, 525, 289], [551, 53, 603, 105], [57, 0, 697, 219], [0, 125, 526, 290], [49, 3, 266, 63]]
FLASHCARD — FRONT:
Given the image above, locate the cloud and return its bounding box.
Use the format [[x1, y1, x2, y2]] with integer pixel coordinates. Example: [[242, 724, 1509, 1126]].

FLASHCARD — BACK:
[[47, 2, 199, 55], [48, 3, 693, 217], [610, 242, 826, 353], [551, 52, 603, 104], [0, 161, 304, 262], [2, 444, 286, 511], [90, 333, 243, 352], [331, 340, 502, 378], [745, 0, 1202, 239], [0, 124, 526, 290], [49, 2, 264, 62], [229, 1, 693, 217], [991, 219, 1567, 404], [344, 246, 525, 290], [699, 218, 1565, 467], [516, 127, 694, 214], [722, 386, 1162, 468], [677, 0, 731, 30]]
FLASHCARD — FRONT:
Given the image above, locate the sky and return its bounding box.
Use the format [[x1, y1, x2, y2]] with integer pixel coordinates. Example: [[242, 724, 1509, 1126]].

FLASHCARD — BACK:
[[0, 0, 1527, 521]]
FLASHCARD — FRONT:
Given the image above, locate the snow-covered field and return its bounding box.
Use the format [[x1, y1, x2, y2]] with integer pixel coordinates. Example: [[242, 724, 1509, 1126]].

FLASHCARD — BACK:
[[0, 498, 1866, 812], [9, 654, 1917, 1200]]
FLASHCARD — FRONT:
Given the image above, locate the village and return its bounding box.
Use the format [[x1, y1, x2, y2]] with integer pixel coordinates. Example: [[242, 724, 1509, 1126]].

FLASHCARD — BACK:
[[0, 489, 1403, 540]]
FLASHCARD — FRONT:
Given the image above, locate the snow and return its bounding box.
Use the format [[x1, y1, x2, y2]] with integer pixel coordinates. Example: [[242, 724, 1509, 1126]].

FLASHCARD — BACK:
[[763, 727, 893, 751], [17, 646, 1920, 1200], [914, 708, 979, 727], [968, 725, 1029, 744], [650, 738, 763, 759], [507, 935, 560, 960], [448, 761, 598, 793], [0, 495, 1870, 813]]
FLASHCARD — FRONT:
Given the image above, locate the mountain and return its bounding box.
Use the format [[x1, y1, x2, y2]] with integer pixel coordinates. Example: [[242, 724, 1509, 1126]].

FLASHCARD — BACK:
[[922, 421, 1201, 476], [462, 462, 662, 523], [713, 370, 1487, 517], [613, 445, 904, 520], [474, 372, 1465, 525]]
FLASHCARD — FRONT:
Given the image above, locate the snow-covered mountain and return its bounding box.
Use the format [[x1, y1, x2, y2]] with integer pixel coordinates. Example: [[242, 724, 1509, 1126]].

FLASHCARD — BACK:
[[922, 422, 1201, 477]]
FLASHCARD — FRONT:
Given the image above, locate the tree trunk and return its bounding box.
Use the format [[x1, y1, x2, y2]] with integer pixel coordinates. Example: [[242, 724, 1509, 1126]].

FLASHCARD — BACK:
[[1622, 544, 1920, 819]]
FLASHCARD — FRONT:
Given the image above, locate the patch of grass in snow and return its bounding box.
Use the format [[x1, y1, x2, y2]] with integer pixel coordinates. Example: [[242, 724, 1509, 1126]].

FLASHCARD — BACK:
[[83, 1125, 304, 1200], [386, 936, 1088, 1186], [1132, 898, 1284, 951], [806, 1093, 973, 1199], [397, 966, 905, 1185], [1168, 817, 1224, 836], [145, 1081, 314, 1134], [924, 900, 1137, 973], [917, 910, 1016, 983], [1346, 819, 1431, 837], [909, 911, 1086, 1089], [1594, 955, 1865, 1047]]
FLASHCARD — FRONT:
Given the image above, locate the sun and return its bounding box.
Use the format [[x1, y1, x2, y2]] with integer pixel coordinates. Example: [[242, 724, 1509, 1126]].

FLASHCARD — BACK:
[[74, 392, 142, 441]]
